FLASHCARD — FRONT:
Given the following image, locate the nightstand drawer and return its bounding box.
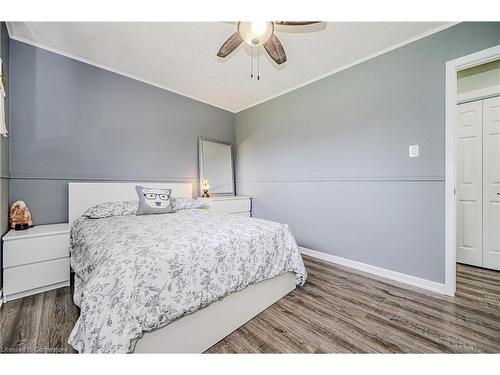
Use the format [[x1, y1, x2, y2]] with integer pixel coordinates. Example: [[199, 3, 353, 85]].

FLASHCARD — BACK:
[[3, 257, 70, 295], [205, 198, 250, 214], [3, 234, 69, 268]]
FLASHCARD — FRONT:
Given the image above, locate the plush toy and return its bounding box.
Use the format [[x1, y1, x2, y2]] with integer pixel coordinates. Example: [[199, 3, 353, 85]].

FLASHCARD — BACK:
[[9, 201, 33, 230]]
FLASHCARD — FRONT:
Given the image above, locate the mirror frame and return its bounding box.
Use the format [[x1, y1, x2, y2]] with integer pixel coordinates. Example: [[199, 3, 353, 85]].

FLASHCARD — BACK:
[[198, 137, 235, 196]]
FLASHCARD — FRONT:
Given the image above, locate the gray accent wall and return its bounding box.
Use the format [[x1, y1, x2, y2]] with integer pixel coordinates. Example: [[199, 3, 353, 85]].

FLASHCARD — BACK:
[[0, 22, 10, 291], [9, 40, 234, 225], [235, 22, 500, 283]]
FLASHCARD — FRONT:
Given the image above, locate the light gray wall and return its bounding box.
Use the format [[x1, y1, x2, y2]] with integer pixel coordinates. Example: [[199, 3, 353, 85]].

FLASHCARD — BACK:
[[235, 22, 500, 283], [0, 22, 10, 291], [9, 40, 235, 225]]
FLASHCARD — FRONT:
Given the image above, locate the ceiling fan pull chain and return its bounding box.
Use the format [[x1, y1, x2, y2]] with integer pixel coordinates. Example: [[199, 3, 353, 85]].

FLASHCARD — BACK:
[[257, 46, 260, 80], [250, 46, 253, 78]]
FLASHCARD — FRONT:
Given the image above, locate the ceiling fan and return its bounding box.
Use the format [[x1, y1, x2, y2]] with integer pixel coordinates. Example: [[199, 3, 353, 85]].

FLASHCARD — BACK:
[[217, 21, 320, 79]]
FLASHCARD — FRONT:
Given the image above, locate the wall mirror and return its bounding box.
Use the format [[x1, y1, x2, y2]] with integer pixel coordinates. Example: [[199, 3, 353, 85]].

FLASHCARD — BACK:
[[198, 137, 235, 196]]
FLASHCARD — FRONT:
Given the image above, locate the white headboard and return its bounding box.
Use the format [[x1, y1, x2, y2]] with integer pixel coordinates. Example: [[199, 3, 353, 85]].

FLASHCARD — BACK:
[[68, 182, 193, 225]]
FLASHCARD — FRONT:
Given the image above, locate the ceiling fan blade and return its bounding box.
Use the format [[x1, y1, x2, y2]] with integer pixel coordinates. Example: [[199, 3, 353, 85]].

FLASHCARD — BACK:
[[274, 21, 321, 26], [263, 34, 287, 65], [217, 32, 243, 58]]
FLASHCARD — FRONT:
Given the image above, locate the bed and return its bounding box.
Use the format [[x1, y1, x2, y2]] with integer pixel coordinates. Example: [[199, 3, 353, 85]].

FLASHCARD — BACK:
[[67, 182, 306, 353]]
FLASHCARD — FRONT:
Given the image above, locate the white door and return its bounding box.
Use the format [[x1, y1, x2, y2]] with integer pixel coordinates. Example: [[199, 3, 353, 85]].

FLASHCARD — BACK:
[[482, 96, 500, 271], [456, 101, 483, 267]]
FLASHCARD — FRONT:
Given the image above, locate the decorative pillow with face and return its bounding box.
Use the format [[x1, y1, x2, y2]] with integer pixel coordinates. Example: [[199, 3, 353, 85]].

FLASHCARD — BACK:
[[135, 186, 174, 215]]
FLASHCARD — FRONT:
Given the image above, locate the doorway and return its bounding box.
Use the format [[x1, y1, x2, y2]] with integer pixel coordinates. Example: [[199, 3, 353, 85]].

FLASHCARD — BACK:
[[445, 45, 500, 296]]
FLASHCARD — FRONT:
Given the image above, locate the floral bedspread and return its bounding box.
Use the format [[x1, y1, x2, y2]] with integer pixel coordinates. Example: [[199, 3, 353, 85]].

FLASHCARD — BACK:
[[68, 209, 306, 353]]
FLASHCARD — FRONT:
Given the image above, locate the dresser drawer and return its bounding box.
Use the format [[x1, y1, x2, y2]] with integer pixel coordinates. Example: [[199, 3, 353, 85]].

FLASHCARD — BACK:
[[3, 257, 70, 295], [3, 233, 69, 268], [205, 198, 250, 214]]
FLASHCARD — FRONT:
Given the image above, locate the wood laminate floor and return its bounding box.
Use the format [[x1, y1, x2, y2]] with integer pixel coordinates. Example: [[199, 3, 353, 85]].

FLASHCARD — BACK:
[[1, 256, 500, 353]]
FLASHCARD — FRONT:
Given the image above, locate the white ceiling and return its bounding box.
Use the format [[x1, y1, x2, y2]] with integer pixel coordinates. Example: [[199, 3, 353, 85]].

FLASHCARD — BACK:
[[7, 22, 453, 112]]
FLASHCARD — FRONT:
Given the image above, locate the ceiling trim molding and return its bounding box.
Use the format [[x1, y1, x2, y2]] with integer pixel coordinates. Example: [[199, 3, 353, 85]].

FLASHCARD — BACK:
[[5, 21, 13, 37], [6, 25, 236, 113], [235, 22, 459, 113]]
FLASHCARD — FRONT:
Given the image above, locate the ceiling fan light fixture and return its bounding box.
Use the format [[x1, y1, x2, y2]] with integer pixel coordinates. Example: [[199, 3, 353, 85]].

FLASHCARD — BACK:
[[238, 22, 274, 46]]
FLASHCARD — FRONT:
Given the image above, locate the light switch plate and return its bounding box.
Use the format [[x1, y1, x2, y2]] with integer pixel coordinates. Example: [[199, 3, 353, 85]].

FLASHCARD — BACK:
[[409, 145, 419, 158]]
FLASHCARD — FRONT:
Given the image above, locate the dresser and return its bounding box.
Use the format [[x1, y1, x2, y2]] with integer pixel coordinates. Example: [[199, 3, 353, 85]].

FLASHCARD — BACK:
[[2, 223, 70, 303], [200, 196, 252, 217]]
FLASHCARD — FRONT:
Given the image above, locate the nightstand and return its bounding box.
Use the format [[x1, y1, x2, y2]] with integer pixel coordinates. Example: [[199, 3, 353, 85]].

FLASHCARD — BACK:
[[2, 223, 70, 303], [200, 196, 252, 217]]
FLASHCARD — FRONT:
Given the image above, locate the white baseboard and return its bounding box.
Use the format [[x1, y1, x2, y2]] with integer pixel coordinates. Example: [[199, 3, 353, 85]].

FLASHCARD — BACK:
[[299, 247, 445, 295], [0, 288, 3, 308]]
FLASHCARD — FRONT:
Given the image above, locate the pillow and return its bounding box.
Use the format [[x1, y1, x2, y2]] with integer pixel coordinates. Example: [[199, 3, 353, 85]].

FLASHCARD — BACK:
[[83, 201, 138, 219], [135, 186, 174, 215], [172, 197, 207, 210]]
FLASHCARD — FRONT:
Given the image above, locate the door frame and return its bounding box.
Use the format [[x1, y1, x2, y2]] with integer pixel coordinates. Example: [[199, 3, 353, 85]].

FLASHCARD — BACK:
[[445, 44, 500, 296]]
